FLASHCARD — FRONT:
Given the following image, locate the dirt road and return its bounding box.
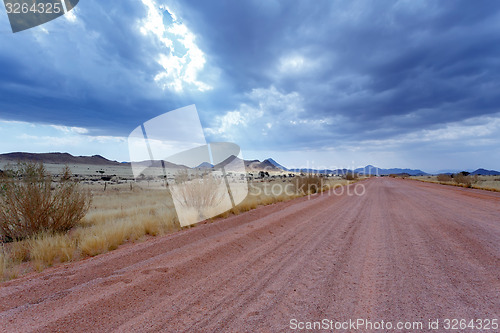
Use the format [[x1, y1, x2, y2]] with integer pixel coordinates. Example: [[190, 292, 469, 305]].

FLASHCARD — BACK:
[[1, 178, 499, 332]]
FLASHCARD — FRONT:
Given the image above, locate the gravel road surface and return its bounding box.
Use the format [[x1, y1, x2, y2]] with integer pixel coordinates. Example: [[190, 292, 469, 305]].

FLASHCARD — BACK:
[[1, 178, 499, 332]]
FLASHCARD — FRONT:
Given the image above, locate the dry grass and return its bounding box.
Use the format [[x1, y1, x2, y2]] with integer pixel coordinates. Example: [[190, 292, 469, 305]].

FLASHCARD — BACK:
[[76, 187, 179, 256], [225, 177, 354, 218], [0, 175, 357, 281], [8, 240, 30, 263], [411, 175, 500, 192], [0, 184, 180, 280], [294, 175, 323, 195], [29, 233, 76, 269], [77, 208, 178, 256]]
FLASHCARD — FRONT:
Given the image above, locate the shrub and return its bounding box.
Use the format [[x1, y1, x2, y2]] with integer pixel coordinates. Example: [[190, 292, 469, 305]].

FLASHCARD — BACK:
[[171, 172, 226, 221], [294, 175, 323, 195], [0, 162, 91, 241], [344, 172, 358, 181], [453, 173, 472, 187], [437, 174, 453, 182]]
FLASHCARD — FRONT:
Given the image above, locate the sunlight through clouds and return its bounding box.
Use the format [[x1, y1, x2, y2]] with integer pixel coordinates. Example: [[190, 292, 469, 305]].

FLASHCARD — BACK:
[[64, 8, 78, 23], [139, 0, 211, 92]]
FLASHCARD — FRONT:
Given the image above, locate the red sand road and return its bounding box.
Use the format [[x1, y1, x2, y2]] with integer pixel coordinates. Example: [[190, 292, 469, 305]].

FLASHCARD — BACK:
[[1, 178, 499, 332]]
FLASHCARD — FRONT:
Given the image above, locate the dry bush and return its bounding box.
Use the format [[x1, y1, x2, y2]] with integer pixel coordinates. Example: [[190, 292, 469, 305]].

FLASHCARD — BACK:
[[344, 172, 358, 181], [0, 163, 91, 241], [174, 169, 191, 184], [437, 174, 453, 182], [472, 174, 479, 183], [0, 184, 180, 278], [453, 173, 473, 187], [389, 173, 410, 179], [294, 175, 323, 194], [171, 172, 227, 221]]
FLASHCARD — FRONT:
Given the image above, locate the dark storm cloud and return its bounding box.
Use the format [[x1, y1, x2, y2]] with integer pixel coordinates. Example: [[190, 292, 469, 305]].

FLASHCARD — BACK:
[[173, 0, 500, 147], [0, 0, 500, 154], [0, 0, 193, 135]]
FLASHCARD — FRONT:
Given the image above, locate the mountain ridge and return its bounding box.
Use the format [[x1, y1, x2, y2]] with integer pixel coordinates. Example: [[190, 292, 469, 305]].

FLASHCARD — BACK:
[[470, 168, 500, 176], [1, 152, 498, 175], [0, 152, 121, 166], [263, 158, 288, 171]]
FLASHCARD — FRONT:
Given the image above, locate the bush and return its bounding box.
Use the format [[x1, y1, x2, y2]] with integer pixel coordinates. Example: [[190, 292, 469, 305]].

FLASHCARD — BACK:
[[389, 173, 410, 179], [452, 173, 473, 187], [294, 175, 323, 194], [171, 171, 226, 222], [344, 172, 358, 181], [0, 162, 91, 241], [437, 174, 453, 182]]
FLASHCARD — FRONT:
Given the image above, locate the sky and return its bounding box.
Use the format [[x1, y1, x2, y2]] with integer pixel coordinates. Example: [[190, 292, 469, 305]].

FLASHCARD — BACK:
[[0, 0, 500, 173]]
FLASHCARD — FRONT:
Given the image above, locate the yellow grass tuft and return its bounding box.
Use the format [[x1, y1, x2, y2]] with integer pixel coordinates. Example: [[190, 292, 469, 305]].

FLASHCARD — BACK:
[[29, 233, 76, 268], [8, 240, 30, 263], [78, 220, 139, 256]]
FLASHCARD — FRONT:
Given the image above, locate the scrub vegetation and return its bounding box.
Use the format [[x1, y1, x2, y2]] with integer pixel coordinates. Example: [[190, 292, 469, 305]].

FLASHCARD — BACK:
[[412, 174, 500, 191], [0, 163, 357, 281]]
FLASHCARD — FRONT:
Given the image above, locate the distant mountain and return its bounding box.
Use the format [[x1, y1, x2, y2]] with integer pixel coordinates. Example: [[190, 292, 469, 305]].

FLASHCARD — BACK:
[[431, 168, 499, 176], [211, 156, 281, 171], [196, 162, 214, 169], [355, 165, 427, 176], [286, 165, 427, 176], [0, 152, 191, 169], [263, 158, 288, 171], [0, 152, 122, 166], [243, 159, 281, 171], [6, 153, 478, 177], [260, 159, 281, 170], [213, 155, 241, 169], [130, 160, 188, 169], [470, 168, 500, 176], [288, 168, 336, 174]]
